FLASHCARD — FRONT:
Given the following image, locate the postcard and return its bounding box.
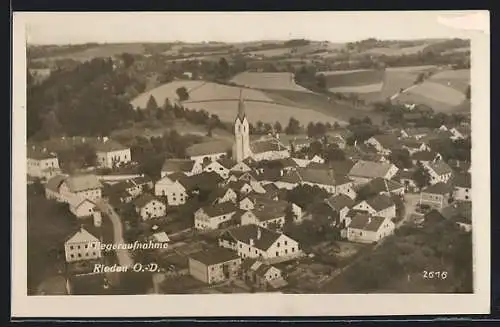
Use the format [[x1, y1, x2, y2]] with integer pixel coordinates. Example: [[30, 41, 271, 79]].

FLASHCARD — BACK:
[[11, 10, 490, 317]]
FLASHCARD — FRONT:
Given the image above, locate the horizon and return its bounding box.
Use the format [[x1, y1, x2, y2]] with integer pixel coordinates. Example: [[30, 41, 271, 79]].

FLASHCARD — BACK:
[[19, 11, 483, 46]]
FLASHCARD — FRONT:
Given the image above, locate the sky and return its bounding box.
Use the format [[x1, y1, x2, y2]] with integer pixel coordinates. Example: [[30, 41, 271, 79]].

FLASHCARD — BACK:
[[18, 11, 488, 45]]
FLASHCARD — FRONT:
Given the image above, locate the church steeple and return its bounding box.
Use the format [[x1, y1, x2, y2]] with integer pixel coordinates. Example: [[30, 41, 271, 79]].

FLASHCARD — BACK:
[[236, 89, 246, 121]]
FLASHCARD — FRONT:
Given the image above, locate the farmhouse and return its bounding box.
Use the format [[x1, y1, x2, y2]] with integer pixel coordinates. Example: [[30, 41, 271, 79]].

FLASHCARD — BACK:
[[186, 140, 231, 165], [94, 137, 131, 169], [400, 139, 430, 155], [363, 177, 405, 197], [133, 193, 167, 220], [211, 187, 238, 205], [202, 160, 232, 179], [352, 194, 396, 220], [452, 172, 471, 201], [400, 127, 431, 140], [240, 200, 289, 229], [364, 134, 401, 155], [323, 193, 356, 226], [154, 178, 187, 206], [392, 169, 419, 192], [240, 258, 287, 290], [411, 151, 442, 165], [64, 227, 102, 263], [59, 174, 103, 203], [348, 160, 399, 185], [218, 224, 300, 261], [423, 161, 453, 185], [419, 182, 452, 209], [188, 248, 242, 284], [194, 202, 238, 230], [345, 212, 395, 244], [68, 196, 99, 219], [27, 146, 61, 180]]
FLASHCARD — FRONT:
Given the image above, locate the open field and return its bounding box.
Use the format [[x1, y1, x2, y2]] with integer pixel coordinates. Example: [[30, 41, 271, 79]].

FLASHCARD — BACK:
[[329, 82, 383, 93], [385, 65, 440, 73], [428, 69, 470, 93], [318, 69, 385, 88], [230, 72, 313, 92], [32, 43, 147, 62], [442, 47, 470, 55], [363, 44, 429, 56]]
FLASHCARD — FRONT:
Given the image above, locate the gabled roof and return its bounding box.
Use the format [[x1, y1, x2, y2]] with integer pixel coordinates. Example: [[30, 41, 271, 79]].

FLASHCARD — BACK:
[[251, 200, 288, 222], [422, 182, 452, 195], [364, 194, 395, 212], [453, 172, 471, 188], [250, 137, 288, 154], [348, 213, 387, 232], [426, 161, 453, 176], [440, 201, 472, 224], [186, 140, 231, 157], [325, 193, 355, 211], [27, 146, 58, 160], [411, 151, 438, 161], [393, 169, 416, 180], [217, 158, 237, 170], [201, 201, 237, 217], [297, 167, 348, 186], [178, 171, 222, 190], [66, 227, 99, 244], [45, 175, 67, 192], [401, 127, 431, 137], [189, 248, 240, 266], [369, 134, 401, 149], [401, 139, 424, 149], [133, 193, 163, 208], [348, 160, 396, 179], [365, 177, 404, 194], [223, 224, 284, 251], [327, 160, 356, 176], [65, 174, 102, 192], [161, 159, 195, 173], [93, 139, 129, 152]]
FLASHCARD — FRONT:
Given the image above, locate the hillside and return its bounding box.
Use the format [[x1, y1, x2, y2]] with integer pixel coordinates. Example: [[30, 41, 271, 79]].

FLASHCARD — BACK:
[[230, 72, 313, 92]]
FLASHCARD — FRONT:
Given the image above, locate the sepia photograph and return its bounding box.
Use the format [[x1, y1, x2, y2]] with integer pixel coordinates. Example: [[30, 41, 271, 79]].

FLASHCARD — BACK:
[[12, 11, 490, 317]]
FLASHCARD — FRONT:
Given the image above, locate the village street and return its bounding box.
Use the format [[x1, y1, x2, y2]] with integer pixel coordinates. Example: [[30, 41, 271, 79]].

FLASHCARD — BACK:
[[398, 192, 421, 228]]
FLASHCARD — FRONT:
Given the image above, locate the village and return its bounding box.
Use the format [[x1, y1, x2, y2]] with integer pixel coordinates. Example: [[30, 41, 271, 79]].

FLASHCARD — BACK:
[[27, 92, 472, 295]]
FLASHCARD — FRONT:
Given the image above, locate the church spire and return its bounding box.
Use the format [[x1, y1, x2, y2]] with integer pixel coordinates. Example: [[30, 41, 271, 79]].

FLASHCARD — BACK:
[[237, 89, 246, 121]]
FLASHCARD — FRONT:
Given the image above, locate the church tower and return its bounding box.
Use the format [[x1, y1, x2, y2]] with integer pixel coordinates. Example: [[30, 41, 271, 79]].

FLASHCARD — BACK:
[[233, 90, 251, 162]]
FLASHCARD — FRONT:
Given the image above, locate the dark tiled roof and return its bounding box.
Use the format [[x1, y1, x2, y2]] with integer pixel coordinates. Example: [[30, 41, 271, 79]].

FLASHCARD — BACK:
[[66, 174, 102, 192], [393, 169, 416, 180], [27, 146, 58, 160], [328, 160, 356, 176], [179, 172, 222, 190], [422, 182, 452, 195], [365, 194, 395, 212], [162, 159, 195, 173], [325, 193, 355, 211], [440, 201, 472, 224], [186, 140, 231, 157], [427, 161, 453, 176], [201, 201, 237, 217], [412, 151, 438, 161], [217, 158, 237, 169], [365, 177, 404, 193], [349, 160, 396, 179], [348, 213, 387, 232], [453, 172, 471, 188], [370, 134, 401, 149], [189, 248, 240, 266], [224, 224, 282, 251], [45, 175, 67, 192], [133, 193, 162, 208]]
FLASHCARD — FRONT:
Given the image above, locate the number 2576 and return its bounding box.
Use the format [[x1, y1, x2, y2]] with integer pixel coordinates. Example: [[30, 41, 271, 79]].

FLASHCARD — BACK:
[[423, 271, 448, 279]]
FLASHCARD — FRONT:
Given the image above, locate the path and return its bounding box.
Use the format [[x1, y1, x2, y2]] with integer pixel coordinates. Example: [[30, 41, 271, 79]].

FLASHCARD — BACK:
[[95, 199, 134, 268], [389, 84, 419, 101], [397, 193, 421, 228]]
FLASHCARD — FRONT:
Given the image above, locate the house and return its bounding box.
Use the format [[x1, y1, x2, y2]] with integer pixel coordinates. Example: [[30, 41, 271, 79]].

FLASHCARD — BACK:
[[352, 194, 397, 220], [392, 169, 418, 192], [452, 172, 471, 201], [27, 146, 61, 180], [364, 134, 401, 155], [325, 133, 347, 149], [188, 248, 242, 284], [203, 160, 231, 179], [59, 174, 102, 202], [300, 168, 356, 198], [423, 161, 454, 185], [124, 176, 154, 197], [226, 180, 254, 196], [291, 157, 311, 168], [68, 196, 100, 220], [178, 171, 224, 194], [262, 183, 281, 200], [348, 160, 399, 185], [154, 178, 187, 206], [161, 159, 197, 178], [239, 193, 277, 211], [363, 177, 405, 197], [400, 127, 431, 140], [249, 137, 291, 162], [240, 258, 287, 290], [211, 187, 238, 205], [411, 151, 442, 165], [274, 170, 301, 190], [230, 161, 253, 172], [448, 159, 471, 174], [323, 193, 356, 226], [133, 193, 166, 220], [64, 227, 102, 263], [45, 174, 68, 201], [94, 137, 131, 169], [400, 139, 430, 155], [419, 182, 452, 209], [186, 140, 232, 165], [440, 201, 472, 232], [240, 200, 289, 229], [218, 224, 300, 261], [194, 202, 238, 230], [345, 212, 395, 243]]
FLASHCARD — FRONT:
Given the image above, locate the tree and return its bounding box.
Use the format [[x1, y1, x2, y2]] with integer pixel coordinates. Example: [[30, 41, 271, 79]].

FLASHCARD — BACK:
[[388, 149, 412, 169], [218, 57, 230, 79], [146, 95, 158, 111], [274, 121, 283, 134], [414, 72, 425, 84], [356, 184, 378, 201], [316, 73, 327, 90], [307, 122, 317, 138], [285, 117, 301, 135], [121, 53, 135, 68], [324, 146, 345, 162], [176, 87, 189, 101], [413, 162, 431, 190]]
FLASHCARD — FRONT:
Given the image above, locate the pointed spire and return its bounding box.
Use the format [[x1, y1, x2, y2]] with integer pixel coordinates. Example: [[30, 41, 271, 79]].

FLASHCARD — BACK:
[[237, 89, 246, 121]]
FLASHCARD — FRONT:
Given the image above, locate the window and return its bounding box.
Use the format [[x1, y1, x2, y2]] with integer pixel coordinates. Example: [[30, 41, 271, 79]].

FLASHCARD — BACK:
[[77, 245, 81, 249], [465, 196, 469, 200], [276, 252, 279, 256], [78, 253, 82, 257], [70, 254, 74, 258], [92, 252, 96, 256], [255, 250, 258, 254], [239, 244, 242, 248], [85, 244, 88, 249], [284, 241, 288, 246], [92, 243, 96, 248], [211, 266, 215, 271], [291, 247, 295, 253], [277, 242, 280, 247], [70, 246, 74, 250]]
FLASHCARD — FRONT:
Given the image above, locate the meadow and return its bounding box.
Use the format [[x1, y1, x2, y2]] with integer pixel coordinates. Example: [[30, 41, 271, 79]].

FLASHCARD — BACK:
[[230, 72, 313, 92], [32, 43, 147, 62]]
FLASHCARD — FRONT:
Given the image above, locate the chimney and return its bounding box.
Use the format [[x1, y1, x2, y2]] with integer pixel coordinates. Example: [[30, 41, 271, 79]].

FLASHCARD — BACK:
[[249, 238, 254, 247], [257, 227, 262, 240]]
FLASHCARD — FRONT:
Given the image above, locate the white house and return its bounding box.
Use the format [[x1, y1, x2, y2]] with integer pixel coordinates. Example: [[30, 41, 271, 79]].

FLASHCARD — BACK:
[[352, 194, 396, 220], [226, 180, 254, 195], [64, 227, 102, 263], [348, 160, 399, 185], [346, 213, 395, 243], [27, 146, 61, 180], [212, 187, 238, 205], [68, 196, 98, 219], [133, 194, 167, 220], [323, 193, 356, 226], [218, 224, 301, 261], [186, 140, 231, 165], [59, 174, 102, 203], [364, 134, 400, 155], [94, 137, 131, 169], [423, 161, 453, 185], [203, 160, 231, 179], [154, 178, 187, 206], [230, 161, 252, 172], [194, 202, 238, 230], [363, 177, 405, 197], [453, 172, 471, 201]]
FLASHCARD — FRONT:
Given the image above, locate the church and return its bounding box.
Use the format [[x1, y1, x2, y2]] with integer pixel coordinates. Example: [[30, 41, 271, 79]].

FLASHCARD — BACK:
[[232, 91, 290, 163]]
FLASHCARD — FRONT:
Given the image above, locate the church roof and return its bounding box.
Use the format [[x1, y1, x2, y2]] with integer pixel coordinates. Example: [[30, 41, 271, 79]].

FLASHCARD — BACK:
[[236, 89, 246, 121]]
